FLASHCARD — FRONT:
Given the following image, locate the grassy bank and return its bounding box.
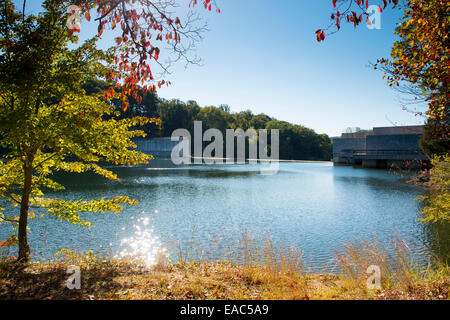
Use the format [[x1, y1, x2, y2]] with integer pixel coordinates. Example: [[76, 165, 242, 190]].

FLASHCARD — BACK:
[[0, 238, 448, 300]]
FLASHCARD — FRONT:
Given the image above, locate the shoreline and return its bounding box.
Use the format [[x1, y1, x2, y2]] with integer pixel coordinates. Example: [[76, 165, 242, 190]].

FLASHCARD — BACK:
[[0, 257, 447, 300], [1, 235, 448, 300]]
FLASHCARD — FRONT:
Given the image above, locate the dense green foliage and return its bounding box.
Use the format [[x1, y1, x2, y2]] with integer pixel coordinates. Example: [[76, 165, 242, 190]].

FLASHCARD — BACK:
[[418, 155, 450, 223]]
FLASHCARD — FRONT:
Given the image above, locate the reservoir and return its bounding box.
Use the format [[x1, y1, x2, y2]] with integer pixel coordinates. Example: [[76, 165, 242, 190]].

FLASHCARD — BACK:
[[1, 161, 448, 270]]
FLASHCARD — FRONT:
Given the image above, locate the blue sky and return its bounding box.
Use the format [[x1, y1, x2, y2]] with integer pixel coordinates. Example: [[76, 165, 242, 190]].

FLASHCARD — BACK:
[[19, 0, 426, 137]]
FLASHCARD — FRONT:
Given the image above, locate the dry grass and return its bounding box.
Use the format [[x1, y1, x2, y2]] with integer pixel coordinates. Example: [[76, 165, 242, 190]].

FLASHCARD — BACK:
[[0, 236, 448, 300], [320, 236, 449, 299]]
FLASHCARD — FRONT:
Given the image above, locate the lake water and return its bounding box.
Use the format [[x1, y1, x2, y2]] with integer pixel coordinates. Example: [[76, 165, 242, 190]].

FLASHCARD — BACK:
[[1, 161, 448, 270]]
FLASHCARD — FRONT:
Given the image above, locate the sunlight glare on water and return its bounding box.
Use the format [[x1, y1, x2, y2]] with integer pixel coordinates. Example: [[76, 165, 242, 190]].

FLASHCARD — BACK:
[[116, 216, 168, 266]]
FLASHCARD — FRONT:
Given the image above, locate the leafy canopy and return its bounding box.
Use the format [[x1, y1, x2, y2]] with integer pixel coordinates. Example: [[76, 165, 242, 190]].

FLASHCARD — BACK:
[[377, 0, 449, 151], [0, 0, 153, 254]]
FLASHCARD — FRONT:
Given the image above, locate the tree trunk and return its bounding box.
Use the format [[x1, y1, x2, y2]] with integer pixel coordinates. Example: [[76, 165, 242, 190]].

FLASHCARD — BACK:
[[17, 158, 33, 263]]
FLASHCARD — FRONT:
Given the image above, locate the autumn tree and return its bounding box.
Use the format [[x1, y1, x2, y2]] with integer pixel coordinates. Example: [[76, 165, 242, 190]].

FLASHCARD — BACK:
[[376, 0, 449, 156], [67, 0, 218, 110], [0, 0, 216, 262], [0, 1, 151, 262]]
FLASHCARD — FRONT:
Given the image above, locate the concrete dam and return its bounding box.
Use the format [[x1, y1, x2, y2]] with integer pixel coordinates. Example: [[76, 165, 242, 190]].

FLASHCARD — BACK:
[[133, 137, 179, 159], [332, 125, 428, 168]]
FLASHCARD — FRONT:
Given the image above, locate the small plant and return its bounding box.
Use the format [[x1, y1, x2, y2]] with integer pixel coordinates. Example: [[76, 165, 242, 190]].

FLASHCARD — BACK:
[[417, 154, 450, 223]]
